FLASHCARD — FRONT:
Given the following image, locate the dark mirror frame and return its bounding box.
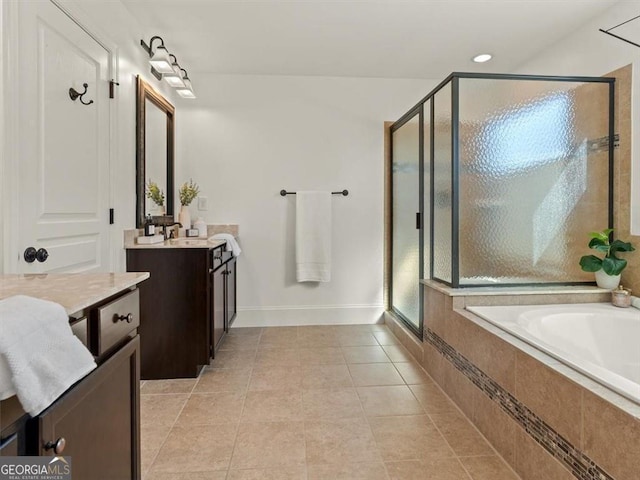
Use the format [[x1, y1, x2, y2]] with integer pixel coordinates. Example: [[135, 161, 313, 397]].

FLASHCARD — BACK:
[[136, 75, 175, 228]]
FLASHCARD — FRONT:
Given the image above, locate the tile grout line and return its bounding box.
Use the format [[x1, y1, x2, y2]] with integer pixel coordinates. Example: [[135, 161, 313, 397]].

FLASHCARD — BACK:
[[412, 356, 519, 475], [424, 327, 615, 480], [143, 391, 191, 477], [143, 350, 225, 477], [351, 357, 392, 480], [224, 327, 263, 476], [385, 320, 520, 479], [144, 325, 426, 478]]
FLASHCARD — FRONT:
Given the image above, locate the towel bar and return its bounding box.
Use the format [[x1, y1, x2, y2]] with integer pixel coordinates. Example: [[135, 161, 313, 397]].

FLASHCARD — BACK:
[[280, 189, 348, 196]]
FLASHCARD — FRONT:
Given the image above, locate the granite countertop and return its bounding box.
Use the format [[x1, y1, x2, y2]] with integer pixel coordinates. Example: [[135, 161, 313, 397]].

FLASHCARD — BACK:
[[124, 238, 227, 249], [420, 278, 608, 297], [0, 272, 149, 314], [124, 224, 238, 250]]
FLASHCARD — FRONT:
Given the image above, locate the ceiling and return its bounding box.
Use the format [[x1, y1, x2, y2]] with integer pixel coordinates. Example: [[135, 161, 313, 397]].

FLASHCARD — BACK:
[[121, 0, 619, 79]]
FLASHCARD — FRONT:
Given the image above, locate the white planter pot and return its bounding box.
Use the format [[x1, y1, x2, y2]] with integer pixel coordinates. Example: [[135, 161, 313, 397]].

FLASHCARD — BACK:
[[595, 269, 621, 290], [178, 206, 191, 229]]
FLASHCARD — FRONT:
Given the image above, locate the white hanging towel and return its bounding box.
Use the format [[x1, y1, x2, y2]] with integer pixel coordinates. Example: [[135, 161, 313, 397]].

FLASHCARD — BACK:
[[0, 295, 97, 416], [209, 233, 242, 257], [296, 191, 332, 282]]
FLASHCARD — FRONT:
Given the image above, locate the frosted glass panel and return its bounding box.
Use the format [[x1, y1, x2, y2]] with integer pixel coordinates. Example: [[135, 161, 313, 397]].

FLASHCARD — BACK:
[[457, 79, 610, 285], [423, 99, 431, 278], [392, 114, 420, 327], [432, 83, 452, 283]]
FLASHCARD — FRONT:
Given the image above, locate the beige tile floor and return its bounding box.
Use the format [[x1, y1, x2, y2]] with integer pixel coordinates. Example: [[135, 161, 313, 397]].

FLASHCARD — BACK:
[[141, 324, 520, 480]]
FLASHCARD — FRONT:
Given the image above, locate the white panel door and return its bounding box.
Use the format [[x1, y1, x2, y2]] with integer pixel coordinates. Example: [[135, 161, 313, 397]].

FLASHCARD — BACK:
[[16, 0, 110, 273]]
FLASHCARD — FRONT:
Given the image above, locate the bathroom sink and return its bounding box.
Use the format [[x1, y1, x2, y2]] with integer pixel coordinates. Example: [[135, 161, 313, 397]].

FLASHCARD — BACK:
[[168, 238, 207, 246]]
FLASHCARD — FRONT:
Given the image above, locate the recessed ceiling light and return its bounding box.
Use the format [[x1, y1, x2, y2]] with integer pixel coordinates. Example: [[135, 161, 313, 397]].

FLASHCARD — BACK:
[[472, 53, 493, 63]]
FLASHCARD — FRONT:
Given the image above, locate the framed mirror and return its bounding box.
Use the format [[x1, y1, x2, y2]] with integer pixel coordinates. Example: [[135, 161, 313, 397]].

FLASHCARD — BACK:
[[136, 76, 175, 228]]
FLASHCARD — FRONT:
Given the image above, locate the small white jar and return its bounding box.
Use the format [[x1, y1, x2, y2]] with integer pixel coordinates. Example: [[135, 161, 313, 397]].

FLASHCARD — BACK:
[[193, 218, 207, 238]]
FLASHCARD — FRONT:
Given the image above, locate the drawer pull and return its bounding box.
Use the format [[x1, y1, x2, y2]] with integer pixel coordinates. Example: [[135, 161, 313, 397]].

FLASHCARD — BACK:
[[114, 313, 133, 324], [44, 437, 66, 454]]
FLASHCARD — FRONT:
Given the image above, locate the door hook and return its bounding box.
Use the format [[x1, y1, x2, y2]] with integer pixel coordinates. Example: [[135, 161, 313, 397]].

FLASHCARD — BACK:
[[69, 83, 94, 105]]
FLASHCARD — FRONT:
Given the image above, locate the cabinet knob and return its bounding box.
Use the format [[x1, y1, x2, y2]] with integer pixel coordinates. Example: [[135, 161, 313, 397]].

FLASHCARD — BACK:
[[23, 247, 37, 263], [115, 313, 133, 323], [36, 248, 49, 262], [44, 437, 66, 454]]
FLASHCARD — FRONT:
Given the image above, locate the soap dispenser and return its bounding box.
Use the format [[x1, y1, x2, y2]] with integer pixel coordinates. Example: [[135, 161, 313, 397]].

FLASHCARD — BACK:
[[144, 214, 155, 236]]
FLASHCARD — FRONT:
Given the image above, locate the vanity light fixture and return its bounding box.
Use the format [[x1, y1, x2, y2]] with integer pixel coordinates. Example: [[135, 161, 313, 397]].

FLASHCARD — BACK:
[[472, 53, 493, 63], [176, 70, 196, 99], [140, 36, 196, 98], [141, 36, 173, 76], [163, 55, 187, 88]]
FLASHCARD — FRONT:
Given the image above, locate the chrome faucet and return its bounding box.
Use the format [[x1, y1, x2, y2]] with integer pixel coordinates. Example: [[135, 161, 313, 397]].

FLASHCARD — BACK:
[[162, 222, 182, 240]]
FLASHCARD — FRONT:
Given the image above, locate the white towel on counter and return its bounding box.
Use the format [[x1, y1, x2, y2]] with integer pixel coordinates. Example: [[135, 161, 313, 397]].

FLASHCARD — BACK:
[[0, 295, 96, 416], [295, 191, 332, 282], [0, 356, 16, 400], [209, 233, 242, 257]]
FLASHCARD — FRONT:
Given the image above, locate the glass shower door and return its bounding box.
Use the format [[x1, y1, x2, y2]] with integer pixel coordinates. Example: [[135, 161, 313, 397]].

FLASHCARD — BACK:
[[391, 110, 422, 332]]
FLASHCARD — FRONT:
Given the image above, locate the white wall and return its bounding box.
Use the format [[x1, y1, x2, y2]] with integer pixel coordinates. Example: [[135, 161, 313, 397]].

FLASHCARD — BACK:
[[513, 0, 640, 234], [0, 0, 177, 273], [177, 74, 434, 326]]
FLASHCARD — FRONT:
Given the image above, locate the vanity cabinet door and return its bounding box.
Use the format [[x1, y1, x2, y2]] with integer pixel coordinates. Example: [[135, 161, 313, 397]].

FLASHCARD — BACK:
[[226, 257, 237, 329], [34, 337, 140, 480], [211, 267, 226, 353], [0, 434, 18, 456]]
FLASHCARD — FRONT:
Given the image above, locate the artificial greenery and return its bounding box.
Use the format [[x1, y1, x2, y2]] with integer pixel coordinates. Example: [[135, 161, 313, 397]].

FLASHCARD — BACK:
[[179, 179, 200, 206], [579, 228, 635, 276], [146, 180, 165, 207]]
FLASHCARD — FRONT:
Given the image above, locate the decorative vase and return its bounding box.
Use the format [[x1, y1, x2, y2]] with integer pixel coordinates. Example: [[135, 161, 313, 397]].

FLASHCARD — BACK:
[[178, 205, 191, 229], [595, 269, 621, 290]]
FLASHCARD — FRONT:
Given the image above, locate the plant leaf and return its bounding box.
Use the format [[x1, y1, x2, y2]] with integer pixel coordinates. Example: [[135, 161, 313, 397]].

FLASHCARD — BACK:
[[579, 255, 603, 272], [609, 239, 636, 255], [589, 229, 612, 242], [588, 238, 608, 250], [602, 256, 627, 276]]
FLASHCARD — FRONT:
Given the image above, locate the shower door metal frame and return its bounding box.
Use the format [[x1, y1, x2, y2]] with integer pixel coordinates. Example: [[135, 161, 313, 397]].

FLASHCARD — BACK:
[[390, 72, 616, 302], [389, 104, 425, 338]]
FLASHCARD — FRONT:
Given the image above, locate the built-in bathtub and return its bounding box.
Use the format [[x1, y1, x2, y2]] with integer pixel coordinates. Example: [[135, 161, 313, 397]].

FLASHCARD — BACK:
[[467, 303, 640, 404]]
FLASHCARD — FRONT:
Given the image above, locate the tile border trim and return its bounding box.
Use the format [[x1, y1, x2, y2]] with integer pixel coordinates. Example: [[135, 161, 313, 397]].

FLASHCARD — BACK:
[[424, 328, 614, 480]]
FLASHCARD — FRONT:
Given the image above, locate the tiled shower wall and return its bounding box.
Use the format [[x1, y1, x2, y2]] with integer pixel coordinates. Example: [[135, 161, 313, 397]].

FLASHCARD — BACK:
[[611, 65, 639, 292]]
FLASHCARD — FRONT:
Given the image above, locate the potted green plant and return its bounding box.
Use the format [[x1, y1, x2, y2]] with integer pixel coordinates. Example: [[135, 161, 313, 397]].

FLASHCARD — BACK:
[[579, 228, 635, 289], [178, 179, 200, 229], [146, 180, 165, 214]]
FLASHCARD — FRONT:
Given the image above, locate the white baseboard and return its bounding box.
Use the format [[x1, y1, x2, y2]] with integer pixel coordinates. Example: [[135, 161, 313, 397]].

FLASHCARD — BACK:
[[233, 304, 385, 327]]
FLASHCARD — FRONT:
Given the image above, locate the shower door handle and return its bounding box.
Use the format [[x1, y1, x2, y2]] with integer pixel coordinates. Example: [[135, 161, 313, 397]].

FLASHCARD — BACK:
[[416, 212, 421, 230]]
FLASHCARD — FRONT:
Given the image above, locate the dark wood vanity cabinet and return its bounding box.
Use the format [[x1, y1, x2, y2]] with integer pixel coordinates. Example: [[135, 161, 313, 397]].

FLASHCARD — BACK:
[[211, 262, 226, 352], [0, 282, 143, 479], [211, 252, 237, 351], [32, 337, 140, 479], [0, 397, 24, 457], [226, 256, 237, 327], [127, 244, 237, 379]]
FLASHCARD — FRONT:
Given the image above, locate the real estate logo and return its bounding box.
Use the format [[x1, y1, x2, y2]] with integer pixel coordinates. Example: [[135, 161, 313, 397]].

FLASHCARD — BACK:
[[0, 456, 72, 480]]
